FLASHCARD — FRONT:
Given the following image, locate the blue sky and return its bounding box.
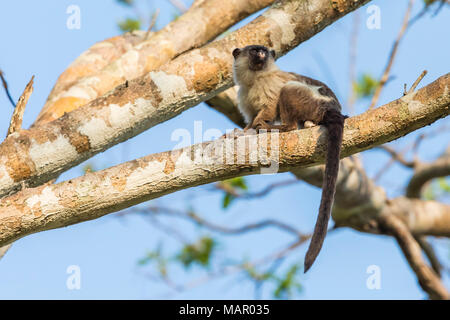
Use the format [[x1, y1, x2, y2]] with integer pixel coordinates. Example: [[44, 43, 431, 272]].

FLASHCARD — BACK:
[[0, 0, 449, 299]]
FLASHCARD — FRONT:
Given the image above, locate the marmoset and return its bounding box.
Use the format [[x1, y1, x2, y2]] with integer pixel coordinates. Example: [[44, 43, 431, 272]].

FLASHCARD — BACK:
[[232, 45, 346, 272]]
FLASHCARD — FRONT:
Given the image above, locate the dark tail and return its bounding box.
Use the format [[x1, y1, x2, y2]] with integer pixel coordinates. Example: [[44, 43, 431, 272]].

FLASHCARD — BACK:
[[304, 109, 345, 273]]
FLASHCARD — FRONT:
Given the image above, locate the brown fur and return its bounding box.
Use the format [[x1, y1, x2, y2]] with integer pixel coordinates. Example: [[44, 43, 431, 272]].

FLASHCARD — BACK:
[[232, 45, 346, 272]]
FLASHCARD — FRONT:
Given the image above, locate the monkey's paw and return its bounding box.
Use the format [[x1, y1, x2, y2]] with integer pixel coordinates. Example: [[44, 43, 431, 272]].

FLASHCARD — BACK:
[[221, 128, 247, 139], [303, 121, 316, 129]]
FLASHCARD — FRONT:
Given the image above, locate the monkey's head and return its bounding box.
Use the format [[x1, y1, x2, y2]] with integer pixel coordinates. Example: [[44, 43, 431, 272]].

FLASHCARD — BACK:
[[232, 45, 276, 72]]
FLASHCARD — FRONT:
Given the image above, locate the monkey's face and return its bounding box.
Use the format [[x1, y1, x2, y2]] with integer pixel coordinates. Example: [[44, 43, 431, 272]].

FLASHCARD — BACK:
[[233, 45, 276, 71]]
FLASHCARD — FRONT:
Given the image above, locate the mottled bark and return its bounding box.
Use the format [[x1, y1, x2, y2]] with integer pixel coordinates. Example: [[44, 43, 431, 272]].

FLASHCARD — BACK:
[[0, 0, 371, 199], [0, 74, 448, 248], [34, 0, 276, 125]]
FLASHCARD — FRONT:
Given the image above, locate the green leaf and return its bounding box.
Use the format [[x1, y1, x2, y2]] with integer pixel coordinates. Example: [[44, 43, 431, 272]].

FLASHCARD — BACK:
[[219, 177, 247, 209], [273, 264, 302, 299], [229, 177, 248, 190], [222, 193, 234, 209], [177, 236, 216, 268], [353, 73, 379, 99], [243, 264, 273, 282], [137, 250, 159, 266], [118, 18, 141, 32]]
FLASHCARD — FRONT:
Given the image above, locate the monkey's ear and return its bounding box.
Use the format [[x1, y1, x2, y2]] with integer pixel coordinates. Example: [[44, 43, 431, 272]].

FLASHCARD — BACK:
[[232, 48, 241, 59], [270, 50, 276, 58]]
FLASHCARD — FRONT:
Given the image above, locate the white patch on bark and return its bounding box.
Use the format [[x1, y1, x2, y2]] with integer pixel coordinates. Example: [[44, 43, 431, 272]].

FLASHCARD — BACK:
[[401, 92, 424, 114], [263, 8, 295, 47], [125, 159, 168, 190], [174, 149, 196, 169], [76, 52, 104, 64], [61, 80, 99, 101], [0, 163, 14, 190], [149, 71, 194, 104], [26, 186, 61, 213], [29, 135, 78, 171], [75, 180, 96, 199], [109, 98, 156, 129], [78, 117, 111, 149], [119, 49, 140, 79], [186, 53, 204, 76]]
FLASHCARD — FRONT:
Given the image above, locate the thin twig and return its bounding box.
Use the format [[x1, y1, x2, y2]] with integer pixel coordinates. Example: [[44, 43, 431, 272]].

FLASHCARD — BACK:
[[153, 237, 309, 297], [369, 0, 415, 109], [145, 8, 160, 39], [0, 69, 16, 108], [408, 70, 427, 94], [213, 179, 300, 199], [128, 206, 303, 238], [408, 0, 448, 26], [377, 145, 417, 168], [7, 75, 34, 137]]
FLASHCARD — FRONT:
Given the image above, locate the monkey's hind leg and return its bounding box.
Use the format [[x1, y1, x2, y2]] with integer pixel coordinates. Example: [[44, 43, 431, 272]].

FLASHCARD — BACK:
[[269, 98, 299, 132]]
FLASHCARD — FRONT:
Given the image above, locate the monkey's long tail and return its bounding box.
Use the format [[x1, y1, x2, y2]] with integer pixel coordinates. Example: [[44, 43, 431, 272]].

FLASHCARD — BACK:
[[304, 109, 345, 273]]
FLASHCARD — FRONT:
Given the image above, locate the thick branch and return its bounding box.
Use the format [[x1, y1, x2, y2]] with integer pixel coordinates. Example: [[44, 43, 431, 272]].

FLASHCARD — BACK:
[[35, 0, 276, 125], [0, 76, 448, 247], [0, 0, 371, 198], [406, 146, 450, 198], [378, 214, 449, 300], [385, 197, 450, 237], [43, 31, 148, 106]]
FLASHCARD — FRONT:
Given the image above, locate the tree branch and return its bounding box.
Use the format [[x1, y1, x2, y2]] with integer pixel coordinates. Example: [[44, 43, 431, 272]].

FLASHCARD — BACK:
[[0, 74, 448, 247], [414, 235, 442, 277], [0, 0, 371, 198], [369, 0, 414, 109], [377, 145, 417, 168], [406, 145, 450, 198], [34, 0, 276, 125], [130, 206, 303, 237], [378, 214, 448, 300]]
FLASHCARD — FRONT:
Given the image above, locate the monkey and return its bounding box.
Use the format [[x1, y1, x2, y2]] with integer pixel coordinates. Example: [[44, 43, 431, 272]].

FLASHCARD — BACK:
[[231, 45, 346, 273]]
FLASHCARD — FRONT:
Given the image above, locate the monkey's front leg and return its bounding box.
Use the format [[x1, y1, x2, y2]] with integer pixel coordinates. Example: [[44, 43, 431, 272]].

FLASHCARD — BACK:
[[251, 105, 277, 132]]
